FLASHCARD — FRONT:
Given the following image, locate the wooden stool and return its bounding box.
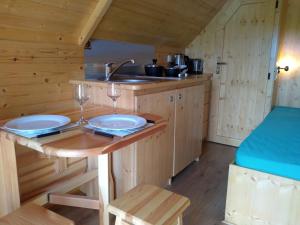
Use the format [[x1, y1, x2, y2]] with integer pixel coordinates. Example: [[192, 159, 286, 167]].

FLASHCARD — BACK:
[[108, 184, 190, 225], [0, 203, 74, 225]]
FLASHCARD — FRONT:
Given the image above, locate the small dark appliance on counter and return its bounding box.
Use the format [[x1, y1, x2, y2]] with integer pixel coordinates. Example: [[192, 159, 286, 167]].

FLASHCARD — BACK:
[[144, 59, 164, 77], [165, 54, 189, 77], [167, 54, 203, 75], [144, 55, 203, 78], [190, 58, 203, 74]]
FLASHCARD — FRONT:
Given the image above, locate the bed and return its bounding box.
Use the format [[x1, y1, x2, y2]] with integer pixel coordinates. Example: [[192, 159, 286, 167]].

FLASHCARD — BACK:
[[224, 106, 300, 225]]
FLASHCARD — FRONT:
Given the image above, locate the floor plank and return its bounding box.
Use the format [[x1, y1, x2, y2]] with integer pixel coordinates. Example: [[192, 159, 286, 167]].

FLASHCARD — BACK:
[[167, 142, 236, 225], [48, 141, 236, 225]]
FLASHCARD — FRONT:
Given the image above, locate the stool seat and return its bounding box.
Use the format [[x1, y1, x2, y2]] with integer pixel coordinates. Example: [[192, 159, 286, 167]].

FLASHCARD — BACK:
[[108, 184, 190, 225], [0, 203, 74, 225]]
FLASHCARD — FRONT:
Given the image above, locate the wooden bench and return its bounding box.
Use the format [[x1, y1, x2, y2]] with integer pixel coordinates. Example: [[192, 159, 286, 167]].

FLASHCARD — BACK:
[[0, 203, 74, 225], [108, 184, 190, 225]]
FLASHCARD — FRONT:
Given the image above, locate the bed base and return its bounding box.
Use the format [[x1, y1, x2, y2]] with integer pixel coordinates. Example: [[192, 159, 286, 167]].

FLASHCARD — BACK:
[[225, 164, 300, 225]]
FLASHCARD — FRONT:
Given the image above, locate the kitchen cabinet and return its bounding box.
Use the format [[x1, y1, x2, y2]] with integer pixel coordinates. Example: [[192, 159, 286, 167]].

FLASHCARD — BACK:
[[135, 90, 175, 185], [173, 85, 204, 175], [136, 85, 205, 177]]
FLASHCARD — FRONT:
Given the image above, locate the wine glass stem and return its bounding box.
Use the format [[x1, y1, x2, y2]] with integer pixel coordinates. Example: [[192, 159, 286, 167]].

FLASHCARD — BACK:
[[113, 100, 117, 114], [80, 104, 84, 123]]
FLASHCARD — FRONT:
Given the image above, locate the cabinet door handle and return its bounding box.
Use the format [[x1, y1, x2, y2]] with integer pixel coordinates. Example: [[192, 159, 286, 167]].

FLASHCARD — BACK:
[[178, 93, 183, 100], [170, 96, 174, 102]]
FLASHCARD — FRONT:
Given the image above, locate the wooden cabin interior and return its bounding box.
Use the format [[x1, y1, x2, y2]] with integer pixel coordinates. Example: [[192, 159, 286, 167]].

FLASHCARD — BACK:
[[0, 0, 299, 225]]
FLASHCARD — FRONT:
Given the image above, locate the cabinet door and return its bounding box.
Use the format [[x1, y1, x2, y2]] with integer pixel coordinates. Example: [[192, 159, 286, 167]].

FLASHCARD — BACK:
[[174, 85, 204, 175], [135, 90, 176, 186]]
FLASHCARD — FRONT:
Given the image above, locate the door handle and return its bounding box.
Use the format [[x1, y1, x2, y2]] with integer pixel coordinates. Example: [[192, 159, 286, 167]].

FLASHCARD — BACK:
[[178, 93, 183, 100], [216, 57, 227, 74]]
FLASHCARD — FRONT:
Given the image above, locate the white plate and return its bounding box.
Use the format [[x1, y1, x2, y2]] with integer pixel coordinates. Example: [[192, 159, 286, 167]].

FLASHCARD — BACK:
[[88, 114, 147, 131], [3, 115, 71, 133]]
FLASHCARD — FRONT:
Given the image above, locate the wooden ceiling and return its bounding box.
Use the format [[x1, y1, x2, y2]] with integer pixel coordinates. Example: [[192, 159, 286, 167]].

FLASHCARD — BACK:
[[0, 0, 226, 47], [0, 0, 98, 44], [92, 0, 227, 47]]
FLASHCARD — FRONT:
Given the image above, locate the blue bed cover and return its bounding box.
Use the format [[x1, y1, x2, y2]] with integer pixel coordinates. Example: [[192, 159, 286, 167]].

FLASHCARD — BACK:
[[236, 106, 300, 180]]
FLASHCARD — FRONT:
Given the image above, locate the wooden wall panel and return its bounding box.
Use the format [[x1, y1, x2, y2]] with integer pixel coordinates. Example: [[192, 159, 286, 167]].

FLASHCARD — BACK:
[[0, 40, 85, 202], [0, 41, 84, 120], [275, 0, 300, 107]]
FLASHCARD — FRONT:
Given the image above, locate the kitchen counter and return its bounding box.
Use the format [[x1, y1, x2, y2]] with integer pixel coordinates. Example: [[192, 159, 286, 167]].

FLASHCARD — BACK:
[[69, 73, 212, 200], [70, 74, 212, 95]]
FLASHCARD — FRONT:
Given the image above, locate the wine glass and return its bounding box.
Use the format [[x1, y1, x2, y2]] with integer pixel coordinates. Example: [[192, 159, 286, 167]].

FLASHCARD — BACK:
[[74, 83, 90, 124], [107, 82, 121, 114]]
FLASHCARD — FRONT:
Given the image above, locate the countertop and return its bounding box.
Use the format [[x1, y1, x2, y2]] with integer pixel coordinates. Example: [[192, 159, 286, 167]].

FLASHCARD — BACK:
[[70, 74, 212, 95]]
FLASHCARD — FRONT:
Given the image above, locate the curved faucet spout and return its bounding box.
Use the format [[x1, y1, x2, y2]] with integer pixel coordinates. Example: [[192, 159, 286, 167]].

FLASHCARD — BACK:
[[105, 59, 135, 81]]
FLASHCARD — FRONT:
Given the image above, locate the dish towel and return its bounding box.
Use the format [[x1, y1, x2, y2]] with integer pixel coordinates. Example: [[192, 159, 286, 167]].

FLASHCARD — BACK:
[[0, 123, 78, 139], [84, 123, 154, 137]]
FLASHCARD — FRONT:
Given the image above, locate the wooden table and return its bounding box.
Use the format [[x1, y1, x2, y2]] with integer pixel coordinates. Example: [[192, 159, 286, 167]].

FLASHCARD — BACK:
[[0, 105, 166, 225]]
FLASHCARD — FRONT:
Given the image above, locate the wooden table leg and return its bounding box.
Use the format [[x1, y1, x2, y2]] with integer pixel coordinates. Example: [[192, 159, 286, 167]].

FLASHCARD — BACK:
[[98, 153, 113, 225], [81, 156, 99, 198], [0, 132, 20, 216]]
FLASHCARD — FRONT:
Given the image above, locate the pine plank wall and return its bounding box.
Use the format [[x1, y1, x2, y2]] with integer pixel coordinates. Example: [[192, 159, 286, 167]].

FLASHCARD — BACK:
[[275, 0, 300, 107], [0, 41, 84, 120], [0, 40, 87, 202], [186, 0, 300, 108]]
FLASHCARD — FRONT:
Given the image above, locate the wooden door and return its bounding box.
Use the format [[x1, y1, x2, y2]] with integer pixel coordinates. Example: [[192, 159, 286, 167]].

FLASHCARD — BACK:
[[173, 85, 204, 175], [135, 90, 176, 186], [209, 0, 278, 146]]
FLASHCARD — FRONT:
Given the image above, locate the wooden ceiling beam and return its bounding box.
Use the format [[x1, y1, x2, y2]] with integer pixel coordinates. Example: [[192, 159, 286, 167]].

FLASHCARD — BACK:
[[78, 0, 112, 47]]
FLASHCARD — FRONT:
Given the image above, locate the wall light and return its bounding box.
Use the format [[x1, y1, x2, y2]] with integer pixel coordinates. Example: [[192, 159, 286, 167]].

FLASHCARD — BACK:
[[277, 66, 289, 73], [277, 55, 298, 76]]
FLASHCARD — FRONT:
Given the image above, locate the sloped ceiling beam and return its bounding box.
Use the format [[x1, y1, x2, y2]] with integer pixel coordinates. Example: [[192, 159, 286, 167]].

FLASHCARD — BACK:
[[78, 0, 112, 46]]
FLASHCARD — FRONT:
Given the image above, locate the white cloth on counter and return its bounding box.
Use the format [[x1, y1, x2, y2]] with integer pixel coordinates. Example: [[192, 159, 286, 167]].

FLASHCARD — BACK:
[[0, 123, 78, 139], [84, 123, 154, 137]]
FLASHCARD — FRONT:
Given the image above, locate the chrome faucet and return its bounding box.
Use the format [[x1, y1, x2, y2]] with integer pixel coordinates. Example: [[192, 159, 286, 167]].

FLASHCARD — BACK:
[[105, 59, 135, 81]]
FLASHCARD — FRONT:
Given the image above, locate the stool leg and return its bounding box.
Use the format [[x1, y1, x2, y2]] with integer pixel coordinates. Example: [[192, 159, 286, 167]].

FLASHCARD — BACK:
[[115, 217, 130, 225], [177, 215, 183, 225], [115, 217, 122, 225]]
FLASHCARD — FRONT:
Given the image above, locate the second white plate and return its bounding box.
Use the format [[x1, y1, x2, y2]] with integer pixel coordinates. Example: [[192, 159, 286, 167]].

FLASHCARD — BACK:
[[88, 114, 147, 131]]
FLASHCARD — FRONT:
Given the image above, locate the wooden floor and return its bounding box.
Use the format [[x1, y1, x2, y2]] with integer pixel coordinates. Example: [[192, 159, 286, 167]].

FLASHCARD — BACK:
[[48, 142, 236, 225]]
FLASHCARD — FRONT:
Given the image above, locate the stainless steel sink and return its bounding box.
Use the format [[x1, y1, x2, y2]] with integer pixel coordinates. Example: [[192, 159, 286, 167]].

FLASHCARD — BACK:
[[93, 75, 183, 84]]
